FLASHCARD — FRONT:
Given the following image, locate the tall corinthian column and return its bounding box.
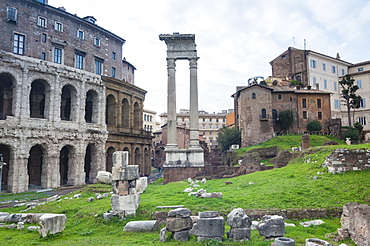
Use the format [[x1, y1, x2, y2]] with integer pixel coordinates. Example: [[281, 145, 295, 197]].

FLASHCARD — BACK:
[[166, 58, 177, 149], [189, 57, 200, 148]]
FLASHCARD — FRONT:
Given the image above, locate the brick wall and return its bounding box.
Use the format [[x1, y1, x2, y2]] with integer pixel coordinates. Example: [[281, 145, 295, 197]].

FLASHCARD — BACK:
[[323, 148, 370, 174]]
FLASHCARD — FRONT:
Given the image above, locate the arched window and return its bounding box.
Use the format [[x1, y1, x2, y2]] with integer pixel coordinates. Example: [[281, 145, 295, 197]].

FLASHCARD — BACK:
[[61, 86, 71, 121], [261, 108, 267, 119], [106, 147, 115, 173], [85, 90, 98, 123], [28, 145, 44, 188], [134, 102, 140, 128], [30, 80, 46, 118], [252, 93, 256, 99], [0, 73, 14, 119], [272, 109, 278, 120], [121, 98, 130, 128], [106, 94, 116, 125], [278, 94, 282, 100]]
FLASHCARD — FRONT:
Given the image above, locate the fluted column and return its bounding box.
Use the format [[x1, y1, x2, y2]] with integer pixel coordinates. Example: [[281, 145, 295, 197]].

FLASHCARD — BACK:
[[189, 57, 200, 148], [166, 58, 178, 149]]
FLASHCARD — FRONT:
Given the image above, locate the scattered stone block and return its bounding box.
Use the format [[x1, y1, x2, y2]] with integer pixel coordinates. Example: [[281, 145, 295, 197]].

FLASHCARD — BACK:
[[257, 215, 285, 238], [305, 238, 330, 245], [227, 227, 251, 241], [96, 194, 102, 200], [27, 226, 40, 231], [136, 177, 147, 194], [96, 171, 112, 184], [197, 236, 222, 242], [6, 223, 17, 229], [168, 208, 191, 218], [300, 219, 324, 227], [227, 208, 251, 228], [123, 220, 159, 232], [39, 214, 67, 237], [166, 217, 193, 232], [159, 227, 167, 242], [200, 192, 222, 198], [0, 212, 9, 222], [199, 211, 219, 218], [274, 237, 295, 246], [103, 212, 114, 221], [73, 194, 81, 199], [46, 195, 60, 202], [173, 230, 190, 241], [111, 194, 140, 216], [17, 222, 24, 230], [190, 215, 224, 238]]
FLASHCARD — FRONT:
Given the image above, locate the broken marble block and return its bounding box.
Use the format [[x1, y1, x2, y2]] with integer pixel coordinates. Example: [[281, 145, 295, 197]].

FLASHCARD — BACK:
[[123, 220, 159, 232], [96, 171, 112, 184], [189, 211, 224, 241], [257, 215, 285, 238], [136, 177, 148, 194], [38, 214, 66, 237], [112, 165, 139, 181], [111, 194, 140, 216], [166, 208, 193, 233], [227, 208, 252, 241]]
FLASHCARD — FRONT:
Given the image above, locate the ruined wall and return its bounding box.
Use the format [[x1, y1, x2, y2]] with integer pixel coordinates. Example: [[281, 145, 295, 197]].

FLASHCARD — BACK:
[[0, 52, 107, 193], [323, 148, 370, 174]]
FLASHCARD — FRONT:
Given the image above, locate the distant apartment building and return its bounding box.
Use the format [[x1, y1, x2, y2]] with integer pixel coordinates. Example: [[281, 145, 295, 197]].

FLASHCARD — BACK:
[[143, 109, 160, 132], [233, 84, 334, 147], [160, 109, 230, 149], [270, 47, 370, 134]]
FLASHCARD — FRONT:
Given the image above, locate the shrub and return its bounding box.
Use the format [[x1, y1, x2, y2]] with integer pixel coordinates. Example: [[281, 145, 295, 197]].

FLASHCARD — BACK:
[[343, 127, 359, 141], [307, 120, 322, 132]]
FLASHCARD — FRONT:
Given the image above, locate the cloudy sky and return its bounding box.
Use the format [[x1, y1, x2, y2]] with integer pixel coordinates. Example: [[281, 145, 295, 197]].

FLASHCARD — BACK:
[[49, 0, 370, 115]]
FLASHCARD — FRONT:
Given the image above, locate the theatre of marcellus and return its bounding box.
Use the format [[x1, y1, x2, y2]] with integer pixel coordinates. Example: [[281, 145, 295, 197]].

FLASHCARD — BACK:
[[0, 0, 152, 193]]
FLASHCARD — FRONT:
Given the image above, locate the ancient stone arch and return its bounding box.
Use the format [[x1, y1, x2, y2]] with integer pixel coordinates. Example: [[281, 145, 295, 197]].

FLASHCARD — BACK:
[[0, 73, 14, 120], [0, 144, 11, 191], [28, 145, 44, 188], [121, 98, 130, 127], [60, 84, 78, 121], [30, 80, 49, 118], [106, 94, 116, 125], [85, 90, 99, 123], [106, 146, 115, 173]]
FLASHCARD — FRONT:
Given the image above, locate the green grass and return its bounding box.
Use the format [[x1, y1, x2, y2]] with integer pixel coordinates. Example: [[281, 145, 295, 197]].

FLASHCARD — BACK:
[[0, 135, 367, 245]]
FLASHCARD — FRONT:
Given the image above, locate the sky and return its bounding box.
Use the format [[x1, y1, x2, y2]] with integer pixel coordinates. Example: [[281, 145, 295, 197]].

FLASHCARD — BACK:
[[49, 0, 370, 115]]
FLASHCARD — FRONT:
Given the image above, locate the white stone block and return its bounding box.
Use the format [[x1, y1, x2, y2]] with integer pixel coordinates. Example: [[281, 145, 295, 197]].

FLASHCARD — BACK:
[[38, 214, 66, 237], [96, 171, 112, 184], [136, 177, 148, 194], [111, 194, 140, 214]]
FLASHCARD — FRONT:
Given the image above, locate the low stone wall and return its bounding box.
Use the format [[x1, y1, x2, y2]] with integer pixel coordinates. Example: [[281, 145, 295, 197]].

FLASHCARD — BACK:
[[243, 207, 343, 220], [323, 148, 370, 174]]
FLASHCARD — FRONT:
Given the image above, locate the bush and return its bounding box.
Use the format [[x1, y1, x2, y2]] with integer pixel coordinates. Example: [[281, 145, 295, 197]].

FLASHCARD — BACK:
[[343, 127, 359, 141], [307, 120, 322, 132]]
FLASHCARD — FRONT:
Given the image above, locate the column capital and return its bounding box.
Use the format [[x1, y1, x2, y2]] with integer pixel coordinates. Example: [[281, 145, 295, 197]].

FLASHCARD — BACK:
[[189, 57, 199, 68], [166, 58, 176, 69]]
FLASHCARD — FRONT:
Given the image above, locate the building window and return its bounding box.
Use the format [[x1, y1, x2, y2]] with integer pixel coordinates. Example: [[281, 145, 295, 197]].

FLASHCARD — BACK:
[[203, 118, 205, 122], [310, 59, 316, 68], [261, 108, 267, 119], [358, 67, 364, 72], [94, 37, 100, 46], [360, 98, 366, 108], [290, 97, 292, 101], [38, 17, 47, 27], [112, 67, 116, 78], [55, 22, 63, 32], [278, 94, 282, 100], [252, 93, 256, 99], [303, 111, 307, 119], [281, 55, 286, 59], [75, 53, 84, 69], [317, 99, 322, 108], [7, 7, 17, 22], [302, 98, 307, 108], [42, 33, 47, 42], [358, 117, 367, 126], [318, 112, 322, 120], [323, 79, 328, 89], [334, 81, 338, 91], [272, 109, 278, 120], [54, 48, 62, 64], [356, 80, 362, 89], [342, 68, 345, 76], [77, 30, 84, 39], [296, 75, 301, 82], [210, 132, 212, 135], [13, 33, 25, 55], [95, 58, 103, 75], [332, 65, 336, 73], [312, 77, 317, 86], [41, 52, 46, 60], [112, 52, 116, 61], [223, 118, 225, 122], [209, 118, 212, 122], [334, 99, 340, 109], [322, 63, 326, 71]]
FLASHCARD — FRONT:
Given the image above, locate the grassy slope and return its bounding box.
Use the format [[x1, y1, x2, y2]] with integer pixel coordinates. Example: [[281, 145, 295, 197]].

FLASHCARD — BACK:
[[0, 135, 368, 245]]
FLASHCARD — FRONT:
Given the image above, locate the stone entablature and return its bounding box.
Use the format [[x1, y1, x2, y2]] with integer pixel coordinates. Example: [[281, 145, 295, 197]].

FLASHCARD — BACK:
[[323, 148, 370, 174]]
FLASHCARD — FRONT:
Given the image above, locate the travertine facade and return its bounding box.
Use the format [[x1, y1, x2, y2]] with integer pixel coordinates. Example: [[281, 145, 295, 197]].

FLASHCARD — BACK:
[[0, 0, 151, 193]]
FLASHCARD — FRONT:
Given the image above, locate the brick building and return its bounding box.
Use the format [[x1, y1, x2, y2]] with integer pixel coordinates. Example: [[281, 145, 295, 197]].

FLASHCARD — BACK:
[[0, 0, 151, 193], [233, 84, 333, 147]]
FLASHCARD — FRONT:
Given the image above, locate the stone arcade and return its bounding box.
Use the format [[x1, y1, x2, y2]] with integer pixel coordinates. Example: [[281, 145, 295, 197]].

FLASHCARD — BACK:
[[159, 33, 204, 180]]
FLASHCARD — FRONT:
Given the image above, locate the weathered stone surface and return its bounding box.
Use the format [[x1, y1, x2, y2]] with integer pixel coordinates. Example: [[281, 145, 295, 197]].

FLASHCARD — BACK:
[[103, 212, 114, 221], [39, 214, 66, 237], [17, 222, 24, 230], [6, 213, 24, 223], [197, 236, 222, 242], [0, 212, 9, 222], [123, 220, 159, 232], [257, 215, 285, 237], [111, 194, 140, 215], [227, 227, 251, 241], [201, 192, 222, 198], [6, 223, 17, 229], [166, 217, 193, 232], [271, 150, 294, 168], [227, 208, 251, 228], [46, 195, 61, 202], [88, 197, 94, 202], [189, 216, 224, 237], [113, 151, 129, 167], [136, 177, 147, 194], [199, 211, 219, 218], [305, 238, 329, 246], [27, 226, 40, 231], [112, 165, 139, 181], [299, 219, 324, 227], [173, 230, 190, 241], [168, 208, 191, 218], [274, 237, 295, 246], [159, 227, 167, 242], [96, 171, 112, 184], [340, 202, 370, 246]]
